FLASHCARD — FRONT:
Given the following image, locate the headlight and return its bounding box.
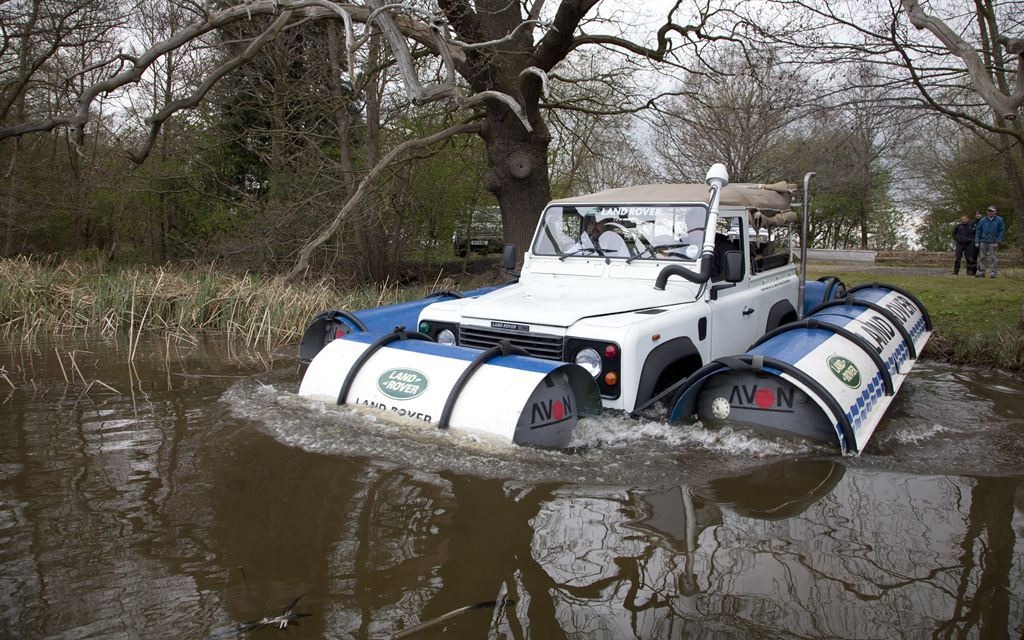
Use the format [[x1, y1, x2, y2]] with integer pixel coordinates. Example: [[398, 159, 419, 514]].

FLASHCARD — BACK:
[[574, 347, 602, 377], [437, 329, 456, 345]]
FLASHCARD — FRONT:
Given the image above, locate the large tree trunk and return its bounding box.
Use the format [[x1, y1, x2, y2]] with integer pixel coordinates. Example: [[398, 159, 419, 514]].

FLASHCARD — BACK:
[[996, 129, 1024, 253], [480, 110, 552, 258], [439, 0, 589, 262]]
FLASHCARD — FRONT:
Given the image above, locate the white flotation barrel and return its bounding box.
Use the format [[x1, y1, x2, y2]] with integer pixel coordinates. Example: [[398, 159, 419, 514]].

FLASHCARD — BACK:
[[299, 327, 602, 448], [667, 283, 932, 454]]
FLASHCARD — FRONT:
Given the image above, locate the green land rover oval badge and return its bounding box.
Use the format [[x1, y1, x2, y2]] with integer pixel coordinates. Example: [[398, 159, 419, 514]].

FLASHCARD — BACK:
[[377, 368, 428, 400], [827, 355, 862, 389]]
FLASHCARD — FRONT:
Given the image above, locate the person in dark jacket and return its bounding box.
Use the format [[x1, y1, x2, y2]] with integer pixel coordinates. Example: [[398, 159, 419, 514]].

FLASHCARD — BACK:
[[952, 214, 976, 275], [967, 210, 982, 273], [975, 205, 1006, 278]]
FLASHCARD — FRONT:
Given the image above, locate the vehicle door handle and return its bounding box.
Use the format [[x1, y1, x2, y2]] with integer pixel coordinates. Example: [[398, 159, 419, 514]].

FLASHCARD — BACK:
[[742, 307, 755, 316]]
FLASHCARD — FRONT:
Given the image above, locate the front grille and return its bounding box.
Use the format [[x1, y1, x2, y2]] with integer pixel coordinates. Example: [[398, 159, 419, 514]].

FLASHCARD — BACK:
[[459, 325, 564, 360]]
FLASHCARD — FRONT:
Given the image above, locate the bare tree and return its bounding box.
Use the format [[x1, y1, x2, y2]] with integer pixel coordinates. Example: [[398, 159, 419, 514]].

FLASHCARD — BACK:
[[0, 1, 729, 276], [901, 0, 1024, 250], [650, 48, 806, 184], [739, 0, 1023, 248], [544, 48, 658, 195], [901, 0, 1023, 121], [1, 0, 134, 254]]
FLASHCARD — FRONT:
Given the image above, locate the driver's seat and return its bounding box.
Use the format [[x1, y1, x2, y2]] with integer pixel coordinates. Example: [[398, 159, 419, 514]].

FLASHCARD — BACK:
[[597, 230, 630, 257]]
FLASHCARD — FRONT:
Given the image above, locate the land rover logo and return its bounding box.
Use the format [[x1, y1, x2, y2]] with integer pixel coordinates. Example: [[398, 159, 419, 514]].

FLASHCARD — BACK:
[[377, 368, 428, 400], [827, 355, 862, 389], [491, 321, 529, 332]]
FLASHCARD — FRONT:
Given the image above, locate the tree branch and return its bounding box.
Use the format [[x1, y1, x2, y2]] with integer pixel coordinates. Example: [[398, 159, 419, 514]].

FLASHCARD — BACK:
[[0, 1, 303, 141], [0, 0, 537, 142], [889, 15, 1022, 144], [533, 0, 601, 70], [902, 0, 1021, 119], [286, 120, 484, 281], [130, 11, 295, 164]]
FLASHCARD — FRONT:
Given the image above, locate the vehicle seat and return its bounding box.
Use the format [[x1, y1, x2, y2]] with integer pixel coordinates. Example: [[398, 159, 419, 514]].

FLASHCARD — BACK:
[[710, 233, 737, 281], [536, 227, 575, 254], [597, 230, 630, 256]]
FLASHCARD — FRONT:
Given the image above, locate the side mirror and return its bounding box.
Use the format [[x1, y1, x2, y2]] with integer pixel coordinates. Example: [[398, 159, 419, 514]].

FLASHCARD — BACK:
[[723, 249, 744, 283], [502, 244, 518, 272]]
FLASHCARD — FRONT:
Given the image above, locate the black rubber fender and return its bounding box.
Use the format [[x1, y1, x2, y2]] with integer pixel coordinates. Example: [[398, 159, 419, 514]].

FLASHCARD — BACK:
[[765, 300, 797, 334], [635, 337, 702, 409]]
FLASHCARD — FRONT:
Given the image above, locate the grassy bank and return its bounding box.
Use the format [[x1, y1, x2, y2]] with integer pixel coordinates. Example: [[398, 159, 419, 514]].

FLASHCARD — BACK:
[[0, 257, 470, 352], [1, 258, 1020, 371], [808, 265, 1023, 371]]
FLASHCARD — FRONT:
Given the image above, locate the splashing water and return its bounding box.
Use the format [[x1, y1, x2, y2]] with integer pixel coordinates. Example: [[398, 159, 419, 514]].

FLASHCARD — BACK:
[[223, 381, 826, 486]]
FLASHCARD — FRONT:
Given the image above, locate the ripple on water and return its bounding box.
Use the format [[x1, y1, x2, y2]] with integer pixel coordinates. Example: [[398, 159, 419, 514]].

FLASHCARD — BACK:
[[222, 359, 1024, 482], [881, 422, 956, 446]]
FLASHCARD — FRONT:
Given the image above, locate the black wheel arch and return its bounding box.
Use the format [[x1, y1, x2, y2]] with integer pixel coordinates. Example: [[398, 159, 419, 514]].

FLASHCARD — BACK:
[[635, 337, 703, 407], [765, 300, 798, 333]]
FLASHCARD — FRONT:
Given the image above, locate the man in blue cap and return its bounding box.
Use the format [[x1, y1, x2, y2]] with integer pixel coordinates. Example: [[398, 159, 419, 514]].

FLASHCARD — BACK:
[[974, 205, 1006, 278]]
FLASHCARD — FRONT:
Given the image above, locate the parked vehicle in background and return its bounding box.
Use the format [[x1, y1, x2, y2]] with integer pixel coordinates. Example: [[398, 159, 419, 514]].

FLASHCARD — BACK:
[[453, 207, 503, 257]]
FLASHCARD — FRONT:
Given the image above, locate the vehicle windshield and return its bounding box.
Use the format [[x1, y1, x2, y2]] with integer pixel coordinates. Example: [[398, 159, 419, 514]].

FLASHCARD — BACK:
[[531, 204, 708, 262]]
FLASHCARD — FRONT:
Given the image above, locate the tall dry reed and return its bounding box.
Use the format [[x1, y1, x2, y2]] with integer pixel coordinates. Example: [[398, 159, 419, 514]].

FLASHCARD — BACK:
[[0, 257, 446, 351]]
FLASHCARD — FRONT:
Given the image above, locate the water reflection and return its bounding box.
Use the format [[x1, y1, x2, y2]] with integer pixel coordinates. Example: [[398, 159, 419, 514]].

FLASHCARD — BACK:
[[524, 460, 844, 637], [0, 339, 234, 637], [293, 460, 1022, 638], [322, 466, 457, 638], [1, 338, 1022, 638]]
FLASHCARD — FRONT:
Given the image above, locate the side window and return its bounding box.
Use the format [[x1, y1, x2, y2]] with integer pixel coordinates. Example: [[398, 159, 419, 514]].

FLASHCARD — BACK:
[[751, 225, 791, 273], [711, 215, 743, 282]]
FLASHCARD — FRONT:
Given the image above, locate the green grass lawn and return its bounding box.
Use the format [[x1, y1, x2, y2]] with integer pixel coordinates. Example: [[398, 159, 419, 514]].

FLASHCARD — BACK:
[[808, 265, 1023, 370]]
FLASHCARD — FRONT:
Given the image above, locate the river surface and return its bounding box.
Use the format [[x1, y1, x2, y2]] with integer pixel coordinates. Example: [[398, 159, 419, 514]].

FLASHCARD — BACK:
[[1, 335, 1022, 639]]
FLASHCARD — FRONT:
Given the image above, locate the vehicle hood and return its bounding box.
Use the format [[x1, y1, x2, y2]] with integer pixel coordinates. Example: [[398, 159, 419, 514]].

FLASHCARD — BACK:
[[455, 276, 696, 328]]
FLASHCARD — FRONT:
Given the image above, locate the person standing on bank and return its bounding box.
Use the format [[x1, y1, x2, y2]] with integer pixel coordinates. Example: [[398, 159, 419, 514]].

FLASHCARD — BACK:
[[968, 210, 982, 274], [952, 214, 976, 275], [974, 206, 1006, 278]]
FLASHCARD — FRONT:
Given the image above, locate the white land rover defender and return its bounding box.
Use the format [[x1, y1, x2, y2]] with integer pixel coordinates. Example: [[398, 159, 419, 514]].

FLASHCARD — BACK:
[[416, 168, 802, 414], [299, 165, 930, 453]]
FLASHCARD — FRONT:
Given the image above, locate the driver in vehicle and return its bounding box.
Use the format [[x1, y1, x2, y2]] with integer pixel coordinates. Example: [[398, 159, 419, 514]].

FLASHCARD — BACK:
[[582, 215, 629, 255], [539, 204, 705, 261]]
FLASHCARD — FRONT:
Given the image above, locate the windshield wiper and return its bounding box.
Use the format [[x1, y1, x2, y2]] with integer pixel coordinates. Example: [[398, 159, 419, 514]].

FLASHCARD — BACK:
[[559, 246, 607, 261], [625, 242, 688, 263]]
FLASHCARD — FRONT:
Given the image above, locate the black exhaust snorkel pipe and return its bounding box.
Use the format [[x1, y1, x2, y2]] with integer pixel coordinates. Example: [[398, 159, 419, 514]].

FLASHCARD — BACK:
[[654, 163, 730, 291], [653, 254, 714, 290]]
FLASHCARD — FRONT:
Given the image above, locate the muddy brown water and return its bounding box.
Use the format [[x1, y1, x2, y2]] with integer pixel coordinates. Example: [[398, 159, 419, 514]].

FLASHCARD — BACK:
[[1, 335, 1022, 639]]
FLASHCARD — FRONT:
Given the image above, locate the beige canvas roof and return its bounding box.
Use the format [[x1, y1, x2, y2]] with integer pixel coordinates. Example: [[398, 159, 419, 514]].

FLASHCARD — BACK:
[[550, 182, 796, 215]]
